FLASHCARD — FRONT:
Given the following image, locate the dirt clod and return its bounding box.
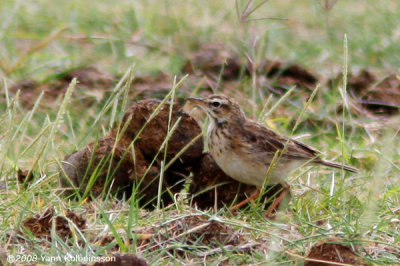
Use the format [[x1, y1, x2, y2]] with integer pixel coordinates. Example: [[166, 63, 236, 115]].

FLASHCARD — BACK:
[[305, 241, 366, 266], [97, 213, 253, 257], [22, 208, 86, 240], [260, 60, 318, 91], [8, 67, 114, 108], [17, 169, 32, 184], [61, 137, 147, 199], [335, 70, 400, 115], [121, 100, 203, 164], [56, 67, 114, 89], [61, 99, 203, 208], [162, 215, 241, 248], [136, 214, 249, 256], [183, 43, 242, 81], [130, 73, 175, 100]]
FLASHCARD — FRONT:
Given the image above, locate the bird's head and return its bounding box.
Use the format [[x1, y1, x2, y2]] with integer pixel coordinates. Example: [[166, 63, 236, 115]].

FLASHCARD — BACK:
[[188, 94, 245, 124]]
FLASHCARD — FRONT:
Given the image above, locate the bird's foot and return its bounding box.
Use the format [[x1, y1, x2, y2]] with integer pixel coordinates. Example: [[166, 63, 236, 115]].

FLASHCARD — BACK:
[[264, 184, 290, 218], [230, 189, 260, 211]]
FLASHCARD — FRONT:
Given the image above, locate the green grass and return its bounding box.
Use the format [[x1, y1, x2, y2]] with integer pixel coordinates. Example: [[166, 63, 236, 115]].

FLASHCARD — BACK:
[[1, 0, 400, 264]]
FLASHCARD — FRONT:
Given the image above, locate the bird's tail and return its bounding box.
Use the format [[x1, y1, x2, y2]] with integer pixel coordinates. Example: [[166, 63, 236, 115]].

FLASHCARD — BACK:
[[318, 159, 358, 173]]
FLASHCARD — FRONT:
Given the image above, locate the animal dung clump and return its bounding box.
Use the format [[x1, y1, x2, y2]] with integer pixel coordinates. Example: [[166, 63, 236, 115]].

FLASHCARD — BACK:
[[8, 67, 114, 109], [60, 99, 203, 209], [60, 137, 149, 199], [22, 207, 86, 240], [305, 241, 366, 266], [348, 70, 400, 115], [134, 214, 252, 257], [260, 60, 318, 90], [183, 43, 242, 81], [330, 70, 400, 116], [120, 100, 203, 165]]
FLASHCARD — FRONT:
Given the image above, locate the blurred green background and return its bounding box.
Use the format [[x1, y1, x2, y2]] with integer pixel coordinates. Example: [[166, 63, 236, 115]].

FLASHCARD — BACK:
[[1, 0, 399, 81]]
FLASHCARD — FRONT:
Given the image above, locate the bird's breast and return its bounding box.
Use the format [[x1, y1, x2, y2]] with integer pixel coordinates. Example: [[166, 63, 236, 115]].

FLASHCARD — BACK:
[[207, 127, 298, 187], [208, 127, 264, 187]]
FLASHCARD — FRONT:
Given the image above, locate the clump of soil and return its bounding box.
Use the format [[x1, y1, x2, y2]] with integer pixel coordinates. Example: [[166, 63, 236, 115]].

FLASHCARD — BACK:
[[7, 79, 40, 108], [60, 99, 203, 209], [120, 100, 203, 165], [305, 241, 366, 266], [53, 67, 114, 89], [183, 43, 242, 81], [17, 169, 32, 184], [189, 153, 289, 211], [259, 60, 318, 91], [90, 253, 149, 266], [61, 137, 151, 200], [163, 215, 241, 248], [8, 67, 114, 108], [182, 43, 318, 96], [96, 214, 254, 257], [135, 214, 250, 256], [333, 70, 400, 115], [130, 72, 216, 102], [22, 207, 86, 240], [130, 73, 176, 100]]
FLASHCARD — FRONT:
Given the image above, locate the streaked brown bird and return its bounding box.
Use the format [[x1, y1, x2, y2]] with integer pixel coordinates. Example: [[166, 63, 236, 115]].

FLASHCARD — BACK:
[[188, 94, 357, 216]]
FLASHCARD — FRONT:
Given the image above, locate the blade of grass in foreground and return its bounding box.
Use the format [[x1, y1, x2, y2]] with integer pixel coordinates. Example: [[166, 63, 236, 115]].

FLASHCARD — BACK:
[[158, 75, 177, 211], [23, 78, 76, 188]]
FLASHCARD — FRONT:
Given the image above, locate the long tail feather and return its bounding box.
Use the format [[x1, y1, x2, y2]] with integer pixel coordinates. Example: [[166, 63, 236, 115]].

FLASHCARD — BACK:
[[318, 159, 358, 173]]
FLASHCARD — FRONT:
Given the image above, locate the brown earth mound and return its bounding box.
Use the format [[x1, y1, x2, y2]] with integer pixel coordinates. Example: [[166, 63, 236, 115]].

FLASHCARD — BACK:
[[259, 60, 318, 91], [333, 70, 400, 115], [22, 207, 86, 240], [96, 213, 256, 258], [183, 43, 318, 93], [183, 43, 242, 81], [60, 99, 203, 209], [8, 67, 114, 108], [305, 241, 366, 266]]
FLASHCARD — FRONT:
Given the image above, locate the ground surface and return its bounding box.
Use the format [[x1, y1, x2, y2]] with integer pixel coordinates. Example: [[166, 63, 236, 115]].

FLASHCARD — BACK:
[[1, 0, 400, 265]]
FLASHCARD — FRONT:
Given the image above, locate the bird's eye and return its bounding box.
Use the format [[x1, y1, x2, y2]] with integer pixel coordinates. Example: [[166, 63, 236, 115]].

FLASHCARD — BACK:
[[211, 101, 221, 107]]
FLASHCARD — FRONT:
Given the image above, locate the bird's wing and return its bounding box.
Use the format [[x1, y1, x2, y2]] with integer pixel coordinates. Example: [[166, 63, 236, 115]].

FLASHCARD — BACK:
[[241, 120, 320, 160]]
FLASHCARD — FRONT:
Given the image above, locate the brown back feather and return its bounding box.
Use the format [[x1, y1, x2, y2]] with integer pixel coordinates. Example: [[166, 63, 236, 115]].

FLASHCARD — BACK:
[[242, 120, 320, 160]]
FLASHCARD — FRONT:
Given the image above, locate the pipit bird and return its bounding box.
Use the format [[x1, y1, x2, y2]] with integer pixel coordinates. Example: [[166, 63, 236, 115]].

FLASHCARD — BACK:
[[188, 94, 357, 216]]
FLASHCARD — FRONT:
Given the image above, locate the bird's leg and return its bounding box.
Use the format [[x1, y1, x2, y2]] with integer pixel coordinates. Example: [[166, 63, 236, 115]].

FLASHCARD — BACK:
[[230, 188, 260, 211], [265, 183, 290, 218]]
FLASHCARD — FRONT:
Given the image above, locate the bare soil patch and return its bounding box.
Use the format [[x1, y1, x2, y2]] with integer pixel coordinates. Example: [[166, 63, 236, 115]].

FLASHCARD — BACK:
[[22, 207, 86, 240], [8, 67, 114, 108], [305, 241, 366, 266], [183, 43, 242, 81], [98, 214, 256, 258], [258, 60, 318, 92], [333, 70, 400, 115]]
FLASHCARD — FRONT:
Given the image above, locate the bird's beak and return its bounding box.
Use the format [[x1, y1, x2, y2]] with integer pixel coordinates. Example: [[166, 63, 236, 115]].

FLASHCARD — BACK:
[[187, 97, 207, 107]]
